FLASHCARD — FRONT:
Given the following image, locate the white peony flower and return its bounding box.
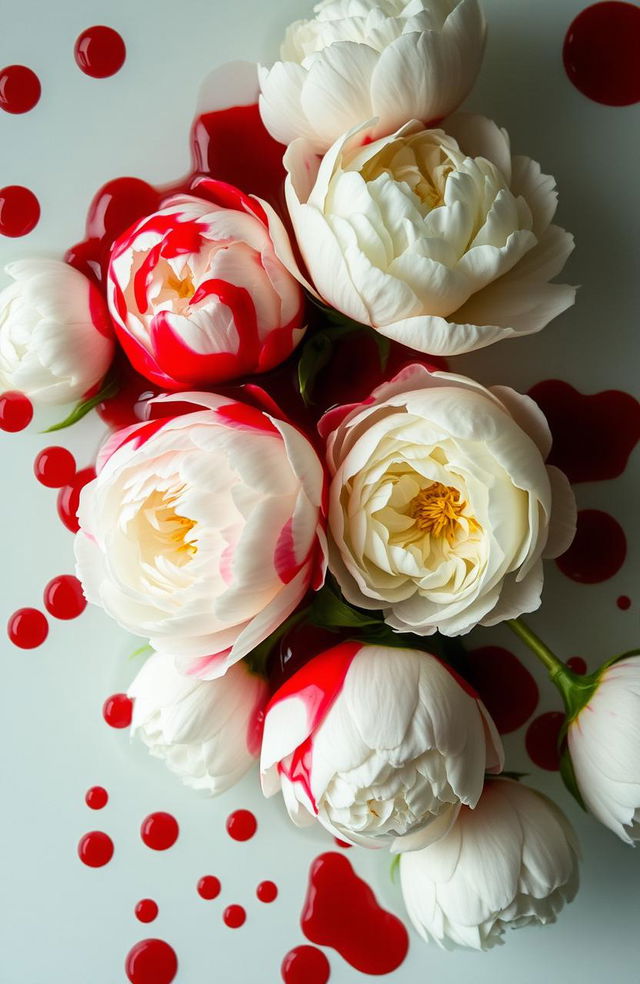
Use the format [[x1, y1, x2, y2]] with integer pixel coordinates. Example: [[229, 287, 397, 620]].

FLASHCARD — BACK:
[[259, 0, 486, 154], [400, 778, 580, 950], [321, 363, 576, 637], [0, 259, 114, 404], [282, 114, 575, 356], [74, 391, 326, 678], [128, 651, 268, 794], [567, 656, 640, 844], [260, 641, 503, 851]]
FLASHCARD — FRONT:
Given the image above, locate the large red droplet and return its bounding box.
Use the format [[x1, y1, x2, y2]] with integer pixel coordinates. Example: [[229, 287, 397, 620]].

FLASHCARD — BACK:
[[34, 446, 76, 488], [223, 904, 246, 929], [0, 65, 41, 114], [78, 830, 114, 867], [281, 946, 330, 984], [43, 574, 87, 620], [140, 812, 179, 851], [74, 26, 126, 79], [102, 692, 133, 729], [135, 899, 159, 924], [85, 785, 109, 810], [125, 939, 177, 984], [57, 466, 96, 533], [257, 880, 278, 903], [563, 2, 640, 106], [197, 875, 221, 900], [465, 646, 539, 734], [0, 185, 40, 237], [0, 391, 33, 432], [525, 711, 565, 771], [7, 607, 48, 649], [226, 809, 257, 842], [556, 509, 626, 583], [301, 852, 408, 975]]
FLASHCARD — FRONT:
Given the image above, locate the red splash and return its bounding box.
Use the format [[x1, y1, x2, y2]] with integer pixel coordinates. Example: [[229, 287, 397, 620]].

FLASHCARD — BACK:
[[135, 899, 159, 924], [556, 509, 626, 583], [140, 812, 179, 851], [0, 65, 41, 114], [257, 880, 278, 903], [465, 646, 539, 734], [281, 946, 331, 984], [0, 185, 40, 237], [563, 2, 640, 106], [74, 26, 126, 79], [223, 904, 246, 929], [0, 391, 33, 432], [77, 830, 114, 867], [7, 607, 48, 649], [617, 595, 631, 610], [197, 875, 221, 900], [34, 446, 76, 488], [43, 574, 86, 620], [226, 809, 257, 842], [525, 711, 565, 771], [57, 466, 96, 533], [125, 939, 178, 984], [85, 786, 109, 810], [102, 692, 133, 729]]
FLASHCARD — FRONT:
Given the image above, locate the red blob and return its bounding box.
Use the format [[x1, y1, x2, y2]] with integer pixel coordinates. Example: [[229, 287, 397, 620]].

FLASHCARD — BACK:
[[301, 852, 409, 975], [102, 692, 133, 729], [197, 875, 221, 900], [528, 380, 640, 483], [125, 939, 178, 984], [0, 65, 41, 114], [563, 2, 640, 106], [57, 466, 96, 533], [43, 574, 87, 620], [74, 25, 126, 79], [140, 812, 179, 851], [0, 185, 40, 237], [226, 809, 257, 842], [567, 657, 587, 675], [465, 646, 539, 734], [281, 946, 331, 984], [223, 905, 246, 929], [77, 830, 114, 867], [617, 595, 631, 610], [0, 391, 33, 432], [525, 711, 565, 771], [34, 446, 76, 488], [7, 607, 48, 649], [257, 880, 278, 903], [334, 838, 352, 849], [556, 509, 626, 584], [85, 785, 109, 810], [135, 899, 159, 924]]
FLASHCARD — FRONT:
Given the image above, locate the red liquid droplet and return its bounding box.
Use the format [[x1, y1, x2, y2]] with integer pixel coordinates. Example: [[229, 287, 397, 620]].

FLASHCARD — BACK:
[[85, 785, 109, 810], [0, 65, 41, 114], [563, 2, 640, 106], [7, 607, 48, 649], [43, 574, 87, 620], [301, 852, 408, 975], [135, 899, 159, 924], [197, 875, 221, 900], [617, 595, 631, 610], [34, 446, 76, 488], [525, 711, 565, 771], [223, 904, 246, 929], [528, 380, 640, 483], [226, 809, 257, 842], [74, 25, 126, 79], [102, 692, 133, 729], [465, 646, 539, 734], [334, 838, 352, 849], [281, 946, 331, 984], [0, 391, 33, 432], [125, 939, 177, 984], [141, 812, 179, 851], [78, 830, 114, 867], [0, 185, 40, 237], [57, 466, 96, 533], [556, 509, 626, 583], [257, 880, 278, 903], [567, 657, 587, 675]]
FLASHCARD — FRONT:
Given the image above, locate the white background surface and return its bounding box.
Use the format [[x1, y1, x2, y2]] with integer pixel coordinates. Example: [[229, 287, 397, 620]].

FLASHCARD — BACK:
[[1, 1, 639, 982]]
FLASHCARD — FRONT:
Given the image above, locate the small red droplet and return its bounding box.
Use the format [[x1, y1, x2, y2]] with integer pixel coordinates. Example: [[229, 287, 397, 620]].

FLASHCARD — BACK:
[[140, 812, 179, 851], [567, 657, 587, 676], [525, 711, 565, 771], [102, 692, 133, 729], [563, 2, 640, 106], [74, 25, 126, 79], [44, 574, 87, 620], [135, 899, 159, 924], [34, 446, 76, 488], [197, 875, 221, 900], [334, 838, 352, 849], [226, 809, 257, 842], [0, 65, 41, 114], [0, 391, 33, 432], [281, 945, 331, 984], [556, 509, 626, 584], [7, 607, 48, 649], [78, 830, 114, 867], [85, 786, 109, 810], [57, 466, 96, 533], [0, 185, 40, 237], [617, 595, 631, 610], [125, 939, 178, 984], [223, 904, 246, 929], [257, 880, 278, 903]]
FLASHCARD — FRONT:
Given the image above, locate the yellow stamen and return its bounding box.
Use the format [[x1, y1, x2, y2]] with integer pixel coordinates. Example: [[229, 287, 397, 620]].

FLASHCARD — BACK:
[[409, 482, 478, 545], [166, 270, 195, 301]]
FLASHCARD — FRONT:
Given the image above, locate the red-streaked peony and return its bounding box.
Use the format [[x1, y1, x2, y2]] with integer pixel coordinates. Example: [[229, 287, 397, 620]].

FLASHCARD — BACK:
[[74, 391, 326, 678], [567, 656, 640, 845], [128, 651, 268, 794], [259, 0, 486, 154], [107, 177, 305, 389], [260, 641, 503, 851], [400, 778, 580, 949], [0, 259, 114, 404], [282, 114, 575, 356], [321, 364, 576, 637]]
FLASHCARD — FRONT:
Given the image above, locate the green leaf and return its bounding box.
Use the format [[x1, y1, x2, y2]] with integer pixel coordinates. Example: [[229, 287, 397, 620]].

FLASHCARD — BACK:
[[390, 855, 401, 883], [309, 585, 383, 630], [42, 374, 119, 433], [297, 331, 335, 407], [127, 643, 153, 662]]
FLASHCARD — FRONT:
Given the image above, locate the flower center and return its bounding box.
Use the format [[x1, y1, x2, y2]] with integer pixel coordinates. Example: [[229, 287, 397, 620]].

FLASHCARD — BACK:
[[144, 487, 198, 566], [166, 269, 196, 302], [409, 482, 477, 545]]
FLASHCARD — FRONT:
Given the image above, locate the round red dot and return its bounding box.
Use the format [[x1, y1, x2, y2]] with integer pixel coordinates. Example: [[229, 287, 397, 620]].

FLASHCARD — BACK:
[[197, 875, 221, 900], [257, 880, 278, 903], [0, 391, 33, 432], [43, 574, 87, 620], [617, 595, 631, 610], [281, 945, 331, 984], [0, 185, 40, 237], [223, 904, 246, 929], [563, 2, 640, 106], [34, 446, 76, 488], [525, 711, 566, 771], [140, 812, 179, 851], [74, 25, 126, 79], [77, 830, 114, 867], [0, 65, 41, 114], [135, 899, 159, 924], [226, 809, 257, 842], [7, 607, 48, 649], [57, 466, 96, 533], [125, 939, 177, 984], [567, 657, 588, 676], [102, 692, 133, 729], [85, 786, 109, 810]]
